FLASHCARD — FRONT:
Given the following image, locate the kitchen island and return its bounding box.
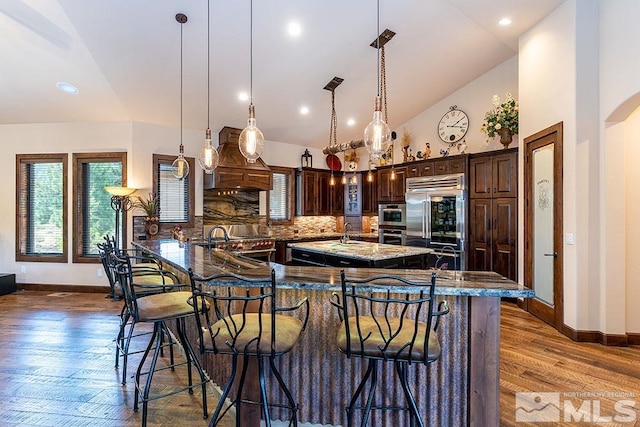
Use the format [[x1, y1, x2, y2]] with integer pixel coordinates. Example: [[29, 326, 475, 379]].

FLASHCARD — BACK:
[[289, 239, 433, 268], [132, 239, 533, 426]]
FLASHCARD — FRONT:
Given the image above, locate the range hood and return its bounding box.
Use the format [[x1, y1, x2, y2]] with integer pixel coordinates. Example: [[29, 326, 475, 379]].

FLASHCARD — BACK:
[[203, 126, 273, 191]]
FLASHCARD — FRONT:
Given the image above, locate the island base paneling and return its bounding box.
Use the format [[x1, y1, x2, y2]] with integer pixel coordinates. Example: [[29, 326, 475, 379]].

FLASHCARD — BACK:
[[179, 284, 470, 426]]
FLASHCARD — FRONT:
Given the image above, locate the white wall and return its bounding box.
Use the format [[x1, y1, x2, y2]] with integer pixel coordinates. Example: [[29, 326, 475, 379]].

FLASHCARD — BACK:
[[396, 55, 519, 160], [599, 0, 640, 335], [0, 121, 132, 286]]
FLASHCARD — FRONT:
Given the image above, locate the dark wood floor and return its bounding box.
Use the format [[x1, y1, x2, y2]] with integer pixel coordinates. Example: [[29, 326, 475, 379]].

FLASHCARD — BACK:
[[0, 290, 638, 426]]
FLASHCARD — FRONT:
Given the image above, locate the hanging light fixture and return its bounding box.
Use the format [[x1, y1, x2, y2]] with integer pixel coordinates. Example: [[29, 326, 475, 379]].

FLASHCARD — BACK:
[[324, 77, 343, 187], [239, 0, 264, 163], [198, 0, 219, 174], [364, 0, 392, 160], [172, 13, 190, 180]]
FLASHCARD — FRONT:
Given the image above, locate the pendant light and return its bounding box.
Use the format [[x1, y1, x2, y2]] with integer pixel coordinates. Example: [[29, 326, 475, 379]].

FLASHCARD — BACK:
[[364, 0, 391, 160], [324, 77, 343, 187], [239, 0, 264, 163], [198, 0, 219, 174], [172, 13, 190, 180]]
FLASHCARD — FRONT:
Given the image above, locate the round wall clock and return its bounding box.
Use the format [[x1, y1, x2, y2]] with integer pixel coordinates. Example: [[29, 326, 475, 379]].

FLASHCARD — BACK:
[[438, 106, 469, 144]]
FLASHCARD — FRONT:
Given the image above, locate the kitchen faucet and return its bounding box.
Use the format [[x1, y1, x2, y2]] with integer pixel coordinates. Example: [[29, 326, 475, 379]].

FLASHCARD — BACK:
[[340, 222, 353, 244], [207, 225, 229, 246], [436, 245, 459, 280]]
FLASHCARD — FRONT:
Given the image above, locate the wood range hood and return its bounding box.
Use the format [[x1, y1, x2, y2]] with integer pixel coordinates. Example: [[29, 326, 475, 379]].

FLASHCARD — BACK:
[[203, 126, 273, 191]]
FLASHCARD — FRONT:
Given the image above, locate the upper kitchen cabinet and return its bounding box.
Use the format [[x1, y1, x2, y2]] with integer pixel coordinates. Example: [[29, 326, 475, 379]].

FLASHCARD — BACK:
[[361, 171, 378, 215], [469, 149, 517, 199], [406, 154, 468, 178], [296, 168, 344, 216], [377, 166, 407, 203]]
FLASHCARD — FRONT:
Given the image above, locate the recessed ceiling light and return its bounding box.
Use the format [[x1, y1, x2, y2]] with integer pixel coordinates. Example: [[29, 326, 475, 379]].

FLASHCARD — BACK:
[[499, 17, 512, 26], [300, 106, 309, 115], [238, 92, 249, 101], [56, 82, 79, 95], [347, 118, 356, 126], [288, 21, 301, 37]]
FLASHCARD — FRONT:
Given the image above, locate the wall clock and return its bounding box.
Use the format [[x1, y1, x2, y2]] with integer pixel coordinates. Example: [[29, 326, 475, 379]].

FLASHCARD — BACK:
[[438, 106, 469, 145]]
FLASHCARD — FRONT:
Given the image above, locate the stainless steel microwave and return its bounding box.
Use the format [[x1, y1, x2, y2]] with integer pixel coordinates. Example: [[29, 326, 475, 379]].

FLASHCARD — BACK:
[[378, 203, 406, 227]]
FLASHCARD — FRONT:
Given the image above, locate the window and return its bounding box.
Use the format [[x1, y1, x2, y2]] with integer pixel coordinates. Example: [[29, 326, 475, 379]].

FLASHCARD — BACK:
[[153, 154, 195, 227], [73, 152, 127, 263], [269, 166, 295, 225], [16, 154, 68, 262]]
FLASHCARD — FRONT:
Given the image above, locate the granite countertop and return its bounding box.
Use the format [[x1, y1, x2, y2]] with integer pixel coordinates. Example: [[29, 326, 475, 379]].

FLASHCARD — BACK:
[[288, 240, 433, 261], [273, 232, 378, 242], [131, 240, 534, 298]]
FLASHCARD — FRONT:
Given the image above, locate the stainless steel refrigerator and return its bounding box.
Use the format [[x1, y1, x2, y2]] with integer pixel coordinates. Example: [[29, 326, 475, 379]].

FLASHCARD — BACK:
[[405, 173, 466, 269]]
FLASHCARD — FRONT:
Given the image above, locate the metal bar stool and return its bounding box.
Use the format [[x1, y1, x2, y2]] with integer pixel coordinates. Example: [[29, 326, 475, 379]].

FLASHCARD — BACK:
[[113, 253, 209, 427], [100, 237, 179, 385], [189, 268, 309, 427], [330, 270, 450, 427]]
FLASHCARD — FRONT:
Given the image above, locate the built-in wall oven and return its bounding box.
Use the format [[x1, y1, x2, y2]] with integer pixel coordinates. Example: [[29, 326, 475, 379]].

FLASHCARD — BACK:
[[405, 173, 466, 269], [378, 203, 406, 245]]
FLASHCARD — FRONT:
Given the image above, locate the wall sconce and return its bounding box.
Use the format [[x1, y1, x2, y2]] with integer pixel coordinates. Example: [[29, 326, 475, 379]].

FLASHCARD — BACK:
[[301, 149, 312, 168]]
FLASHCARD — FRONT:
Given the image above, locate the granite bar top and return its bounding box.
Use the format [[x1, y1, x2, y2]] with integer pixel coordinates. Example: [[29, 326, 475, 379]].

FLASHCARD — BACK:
[[273, 232, 378, 242], [288, 240, 433, 261], [131, 240, 534, 298]]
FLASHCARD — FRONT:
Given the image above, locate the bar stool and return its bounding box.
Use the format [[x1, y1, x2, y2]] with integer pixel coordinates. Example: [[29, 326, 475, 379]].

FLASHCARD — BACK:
[[330, 271, 449, 427], [113, 253, 209, 427], [101, 239, 180, 385], [188, 269, 309, 427]]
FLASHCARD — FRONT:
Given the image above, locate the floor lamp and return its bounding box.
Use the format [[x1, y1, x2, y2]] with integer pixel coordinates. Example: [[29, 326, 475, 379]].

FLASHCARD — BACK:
[[104, 186, 136, 252]]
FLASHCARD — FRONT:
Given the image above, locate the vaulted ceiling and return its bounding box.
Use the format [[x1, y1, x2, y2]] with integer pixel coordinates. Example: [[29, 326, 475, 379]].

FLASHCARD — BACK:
[[0, 0, 565, 149]]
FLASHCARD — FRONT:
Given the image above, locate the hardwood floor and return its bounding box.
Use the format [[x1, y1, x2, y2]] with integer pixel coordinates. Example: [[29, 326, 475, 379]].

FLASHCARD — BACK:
[[0, 290, 638, 426]]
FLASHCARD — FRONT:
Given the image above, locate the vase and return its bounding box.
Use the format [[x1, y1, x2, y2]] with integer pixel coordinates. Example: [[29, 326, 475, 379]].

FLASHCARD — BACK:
[[145, 218, 159, 236], [498, 128, 513, 149]]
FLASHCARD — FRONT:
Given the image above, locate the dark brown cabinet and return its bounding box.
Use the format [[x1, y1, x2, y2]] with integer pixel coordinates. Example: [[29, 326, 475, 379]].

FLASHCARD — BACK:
[[468, 148, 518, 280], [406, 154, 468, 178], [378, 166, 407, 203], [469, 149, 517, 198], [296, 168, 345, 216], [361, 171, 378, 215]]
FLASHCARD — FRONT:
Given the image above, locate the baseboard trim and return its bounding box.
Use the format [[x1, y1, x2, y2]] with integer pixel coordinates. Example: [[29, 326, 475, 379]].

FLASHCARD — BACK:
[[627, 333, 640, 346], [562, 324, 631, 346], [18, 283, 109, 294]]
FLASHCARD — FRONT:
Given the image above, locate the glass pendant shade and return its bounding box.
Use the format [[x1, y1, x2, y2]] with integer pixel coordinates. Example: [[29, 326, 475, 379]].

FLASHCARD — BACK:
[[172, 151, 190, 180], [198, 128, 219, 174], [239, 105, 264, 163], [367, 170, 374, 182], [330, 174, 336, 186], [364, 96, 391, 159], [390, 168, 396, 181], [341, 174, 347, 185]]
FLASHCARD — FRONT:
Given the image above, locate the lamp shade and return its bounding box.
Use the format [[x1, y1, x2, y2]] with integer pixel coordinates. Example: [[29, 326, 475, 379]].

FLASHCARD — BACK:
[[104, 186, 136, 197]]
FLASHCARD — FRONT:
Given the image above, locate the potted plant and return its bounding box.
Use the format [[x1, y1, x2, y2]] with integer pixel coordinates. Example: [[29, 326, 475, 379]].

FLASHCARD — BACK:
[[133, 193, 159, 235], [480, 92, 519, 148]]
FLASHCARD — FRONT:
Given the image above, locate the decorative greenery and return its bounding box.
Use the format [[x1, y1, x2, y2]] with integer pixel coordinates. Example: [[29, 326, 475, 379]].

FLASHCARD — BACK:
[[133, 192, 158, 220], [480, 92, 519, 139]]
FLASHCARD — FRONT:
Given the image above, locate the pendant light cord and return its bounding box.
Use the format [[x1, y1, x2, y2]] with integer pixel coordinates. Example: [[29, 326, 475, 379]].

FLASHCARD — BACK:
[[207, 0, 210, 128], [376, 0, 381, 98], [180, 18, 184, 150], [250, 0, 253, 105]]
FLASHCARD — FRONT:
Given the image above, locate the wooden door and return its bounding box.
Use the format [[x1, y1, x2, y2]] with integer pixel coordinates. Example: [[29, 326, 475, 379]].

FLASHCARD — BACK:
[[391, 167, 407, 202], [492, 198, 517, 280], [377, 169, 393, 202], [317, 172, 331, 215], [492, 151, 518, 198], [524, 123, 564, 330], [301, 171, 317, 215], [468, 199, 492, 271], [361, 172, 378, 214], [469, 157, 492, 198]]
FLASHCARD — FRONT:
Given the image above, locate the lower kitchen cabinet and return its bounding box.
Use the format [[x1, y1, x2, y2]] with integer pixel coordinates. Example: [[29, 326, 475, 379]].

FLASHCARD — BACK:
[[290, 248, 424, 268], [468, 198, 517, 280]]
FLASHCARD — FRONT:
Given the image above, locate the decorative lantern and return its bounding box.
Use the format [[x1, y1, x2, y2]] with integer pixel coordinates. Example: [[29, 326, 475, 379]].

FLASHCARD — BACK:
[[301, 149, 313, 168]]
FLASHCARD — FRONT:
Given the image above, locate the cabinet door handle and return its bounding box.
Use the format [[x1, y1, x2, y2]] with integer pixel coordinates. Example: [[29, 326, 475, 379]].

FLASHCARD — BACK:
[[544, 252, 558, 258]]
